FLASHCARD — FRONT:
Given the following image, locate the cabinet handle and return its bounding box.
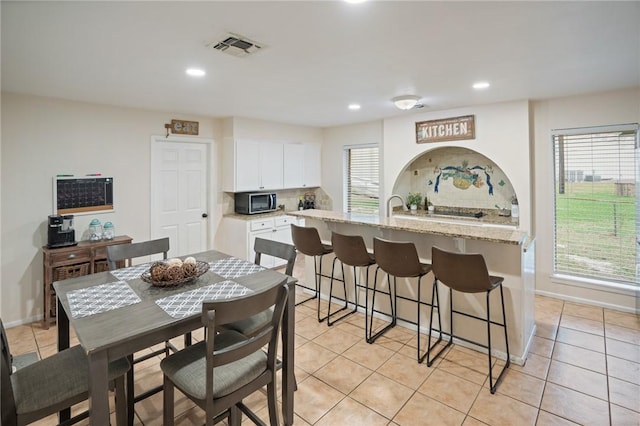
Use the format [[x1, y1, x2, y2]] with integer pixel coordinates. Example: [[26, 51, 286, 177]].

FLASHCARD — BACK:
[[68, 254, 76, 259]]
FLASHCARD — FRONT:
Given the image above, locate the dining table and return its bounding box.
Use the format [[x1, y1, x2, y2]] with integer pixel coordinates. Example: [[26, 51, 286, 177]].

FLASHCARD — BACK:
[[53, 249, 297, 425]]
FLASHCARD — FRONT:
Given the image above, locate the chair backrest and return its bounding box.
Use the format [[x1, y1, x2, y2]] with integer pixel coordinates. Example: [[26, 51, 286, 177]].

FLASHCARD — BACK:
[[291, 224, 329, 257], [105, 237, 170, 270], [0, 320, 17, 425], [373, 237, 423, 277], [331, 232, 374, 267], [201, 280, 289, 404], [254, 237, 297, 276], [432, 246, 492, 293]]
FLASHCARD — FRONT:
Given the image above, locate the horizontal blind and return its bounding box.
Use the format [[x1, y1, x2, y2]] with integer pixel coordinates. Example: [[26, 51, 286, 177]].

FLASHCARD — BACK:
[[346, 146, 379, 214], [553, 128, 637, 284]]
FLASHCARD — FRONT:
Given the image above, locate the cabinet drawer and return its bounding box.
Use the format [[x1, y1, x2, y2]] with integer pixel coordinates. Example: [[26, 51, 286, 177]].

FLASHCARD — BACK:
[[275, 216, 296, 228], [250, 218, 275, 231], [49, 249, 92, 265]]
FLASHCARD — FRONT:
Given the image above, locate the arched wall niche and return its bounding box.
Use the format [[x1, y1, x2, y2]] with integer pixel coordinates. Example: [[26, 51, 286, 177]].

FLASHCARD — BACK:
[[392, 146, 517, 211]]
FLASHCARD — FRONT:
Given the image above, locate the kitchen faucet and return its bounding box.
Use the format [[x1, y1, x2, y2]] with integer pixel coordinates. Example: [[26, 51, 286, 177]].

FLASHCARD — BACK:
[[386, 194, 409, 217]]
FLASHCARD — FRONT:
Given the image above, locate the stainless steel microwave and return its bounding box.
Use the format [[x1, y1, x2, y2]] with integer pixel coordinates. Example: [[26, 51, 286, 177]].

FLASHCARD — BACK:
[[234, 192, 277, 215]]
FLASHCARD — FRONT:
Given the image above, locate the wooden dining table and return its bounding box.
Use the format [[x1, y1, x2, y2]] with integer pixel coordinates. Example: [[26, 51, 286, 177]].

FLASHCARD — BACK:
[[54, 249, 296, 425]]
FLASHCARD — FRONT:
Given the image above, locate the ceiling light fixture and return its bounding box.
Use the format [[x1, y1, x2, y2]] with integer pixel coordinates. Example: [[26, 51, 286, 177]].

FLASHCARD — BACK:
[[348, 103, 361, 110], [473, 81, 490, 89], [392, 95, 421, 110], [186, 68, 206, 77]]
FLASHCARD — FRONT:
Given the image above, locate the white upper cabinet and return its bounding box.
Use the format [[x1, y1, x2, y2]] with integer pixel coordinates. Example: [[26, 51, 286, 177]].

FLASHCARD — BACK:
[[224, 139, 284, 192], [224, 139, 320, 192], [283, 143, 321, 189]]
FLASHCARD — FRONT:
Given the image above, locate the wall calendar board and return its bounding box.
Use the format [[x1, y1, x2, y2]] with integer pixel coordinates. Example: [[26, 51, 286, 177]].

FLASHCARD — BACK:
[[53, 176, 114, 215]]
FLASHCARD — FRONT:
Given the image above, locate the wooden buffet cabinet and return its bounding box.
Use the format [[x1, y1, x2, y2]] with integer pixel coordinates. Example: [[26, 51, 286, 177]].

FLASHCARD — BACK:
[[42, 235, 132, 329]]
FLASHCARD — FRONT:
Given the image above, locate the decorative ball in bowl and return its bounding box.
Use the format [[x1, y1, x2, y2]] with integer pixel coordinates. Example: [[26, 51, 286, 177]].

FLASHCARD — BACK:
[[140, 257, 209, 287]]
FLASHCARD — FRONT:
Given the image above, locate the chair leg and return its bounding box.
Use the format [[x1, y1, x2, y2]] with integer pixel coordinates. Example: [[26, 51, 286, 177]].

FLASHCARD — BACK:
[[267, 380, 279, 426], [228, 405, 242, 426], [114, 375, 127, 426], [163, 377, 175, 426]]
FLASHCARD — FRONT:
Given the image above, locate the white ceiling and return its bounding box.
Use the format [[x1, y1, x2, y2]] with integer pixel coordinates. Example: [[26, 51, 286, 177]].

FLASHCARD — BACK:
[[2, 1, 639, 128]]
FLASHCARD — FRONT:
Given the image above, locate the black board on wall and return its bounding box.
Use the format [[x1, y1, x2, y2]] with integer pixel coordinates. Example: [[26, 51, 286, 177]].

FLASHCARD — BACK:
[[53, 176, 114, 215]]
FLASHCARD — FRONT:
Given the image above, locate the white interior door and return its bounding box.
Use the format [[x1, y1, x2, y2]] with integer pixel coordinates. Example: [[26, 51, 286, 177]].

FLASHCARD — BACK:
[[151, 136, 210, 257]]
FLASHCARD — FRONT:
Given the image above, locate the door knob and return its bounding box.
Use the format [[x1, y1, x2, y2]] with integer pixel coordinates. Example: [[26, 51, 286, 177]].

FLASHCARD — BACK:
[[202, 213, 208, 218]]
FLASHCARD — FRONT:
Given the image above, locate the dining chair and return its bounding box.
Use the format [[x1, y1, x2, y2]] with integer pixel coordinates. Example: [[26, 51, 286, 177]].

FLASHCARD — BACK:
[[0, 319, 130, 426], [106, 237, 185, 416], [161, 281, 289, 426], [224, 237, 297, 337]]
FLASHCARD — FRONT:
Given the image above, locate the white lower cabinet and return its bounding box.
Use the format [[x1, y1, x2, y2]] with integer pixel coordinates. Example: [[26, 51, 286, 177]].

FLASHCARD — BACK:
[[218, 215, 303, 269]]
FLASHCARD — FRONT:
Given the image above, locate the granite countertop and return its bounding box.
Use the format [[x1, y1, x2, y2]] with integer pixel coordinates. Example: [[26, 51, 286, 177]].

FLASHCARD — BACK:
[[223, 210, 299, 220], [288, 209, 528, 246]]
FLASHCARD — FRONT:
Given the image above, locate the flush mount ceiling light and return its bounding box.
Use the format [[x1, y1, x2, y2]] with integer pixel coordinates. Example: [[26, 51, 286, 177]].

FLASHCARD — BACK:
[[392, 95, 421, 110], [186, 68, 206, 77], [473, 81, 490, 89], [348, 103, 361, 110]]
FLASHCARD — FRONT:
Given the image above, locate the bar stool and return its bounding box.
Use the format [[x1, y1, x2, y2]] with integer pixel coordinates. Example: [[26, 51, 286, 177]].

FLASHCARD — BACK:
[[426, 246, 510, 394], [371, 237, 440, 363], [328, 232, 376, 328], [291, 224, 335, 322]]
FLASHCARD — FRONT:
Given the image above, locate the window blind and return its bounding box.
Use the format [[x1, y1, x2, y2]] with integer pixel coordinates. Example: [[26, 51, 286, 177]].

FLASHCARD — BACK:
[[345, 145, 379, 214], [553, 126, 638, 284]]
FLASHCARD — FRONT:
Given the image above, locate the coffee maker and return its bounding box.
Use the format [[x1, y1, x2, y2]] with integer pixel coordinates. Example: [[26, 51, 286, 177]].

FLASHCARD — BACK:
[[47, 215, 77, 248]]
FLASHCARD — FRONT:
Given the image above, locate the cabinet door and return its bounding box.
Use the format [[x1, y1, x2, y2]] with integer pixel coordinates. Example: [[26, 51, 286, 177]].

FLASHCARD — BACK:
[[236, 140, 262, 191], [283, 144, 305, 189], [259, 142, 284, 190], [303, 143, 321, 187]]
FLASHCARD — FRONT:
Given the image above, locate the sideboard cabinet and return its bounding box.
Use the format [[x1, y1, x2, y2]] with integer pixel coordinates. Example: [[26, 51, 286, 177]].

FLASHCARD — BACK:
[[42, 235, 132, 328]]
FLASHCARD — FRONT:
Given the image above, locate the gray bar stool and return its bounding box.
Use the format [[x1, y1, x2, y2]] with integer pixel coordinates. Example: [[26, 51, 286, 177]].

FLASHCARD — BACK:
[[328, 232, 376, 328], [291, 224, 335, 322], [427, 246, 510, 393], [371, 237, 440, 362]]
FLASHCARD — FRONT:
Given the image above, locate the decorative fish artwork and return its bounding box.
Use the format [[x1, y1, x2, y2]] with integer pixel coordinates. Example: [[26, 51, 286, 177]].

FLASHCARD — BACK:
[[433, 160, 494, 195]]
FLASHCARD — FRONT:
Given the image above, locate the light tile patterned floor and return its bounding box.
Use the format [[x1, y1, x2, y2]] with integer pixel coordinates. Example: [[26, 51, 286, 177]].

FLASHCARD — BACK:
[[5, 275, 640, 425]]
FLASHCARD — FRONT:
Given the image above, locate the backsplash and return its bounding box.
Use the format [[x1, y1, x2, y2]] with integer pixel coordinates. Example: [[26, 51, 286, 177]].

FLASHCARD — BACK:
[[395, 147, 517, 211], [222, 188, 332, 215]]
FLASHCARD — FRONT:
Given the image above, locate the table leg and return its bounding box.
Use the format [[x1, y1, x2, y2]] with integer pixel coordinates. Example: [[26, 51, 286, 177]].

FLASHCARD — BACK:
[[57, 297, 71, 423], [282, 283, 295, 425], [88, 350, 111, 425]]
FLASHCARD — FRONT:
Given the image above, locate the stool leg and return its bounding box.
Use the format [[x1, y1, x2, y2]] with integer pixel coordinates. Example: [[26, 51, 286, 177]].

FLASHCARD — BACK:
[[326, 257, 355, 326], [366, 269, 396, 344], [488, 283, 510, 394], [316, 256, 326, 323], [295, 255, 319, 307], [425, 279, 450, 366]]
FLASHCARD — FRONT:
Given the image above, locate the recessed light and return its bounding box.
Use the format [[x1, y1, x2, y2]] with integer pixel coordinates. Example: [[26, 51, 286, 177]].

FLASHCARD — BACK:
[[345, 0, 367, 3], [473, 81, 490, 89], [348, 104, 361, 110], [186, 68, 206, 77]]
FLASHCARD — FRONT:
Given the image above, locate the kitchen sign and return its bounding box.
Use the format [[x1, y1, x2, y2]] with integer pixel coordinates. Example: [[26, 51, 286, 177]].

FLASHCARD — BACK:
[[416, 115, 475, 143]]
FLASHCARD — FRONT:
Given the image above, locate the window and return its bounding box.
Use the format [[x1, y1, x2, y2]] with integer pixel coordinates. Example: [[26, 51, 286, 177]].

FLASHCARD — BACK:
[[344, 145, 379, 214], [552, 124, 638, 285]]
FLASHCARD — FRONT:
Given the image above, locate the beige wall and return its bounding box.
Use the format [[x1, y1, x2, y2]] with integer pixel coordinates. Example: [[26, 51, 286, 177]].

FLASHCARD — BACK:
[[0, 93, 223, 324], [532, 88, 640, 311]]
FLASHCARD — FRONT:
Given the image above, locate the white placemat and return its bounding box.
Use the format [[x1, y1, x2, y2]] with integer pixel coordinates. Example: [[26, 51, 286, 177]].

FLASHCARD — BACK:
[[208, 257, 265, 279], [155, 280, 253, 319], [67, 281, 141, 319], [110, 263, 152, 281]]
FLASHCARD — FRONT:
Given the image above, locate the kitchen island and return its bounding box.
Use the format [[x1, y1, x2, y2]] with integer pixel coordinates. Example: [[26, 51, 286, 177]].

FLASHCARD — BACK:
[[289, 209, 535, 365]]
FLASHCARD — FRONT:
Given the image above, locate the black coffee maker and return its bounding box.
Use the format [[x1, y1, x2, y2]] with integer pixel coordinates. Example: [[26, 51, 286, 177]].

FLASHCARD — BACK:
[[47, 215, 77, 248]]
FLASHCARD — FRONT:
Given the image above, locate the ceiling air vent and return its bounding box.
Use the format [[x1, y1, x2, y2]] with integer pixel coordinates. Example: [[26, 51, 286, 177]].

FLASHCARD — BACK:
[[208, 33, 263, 58]]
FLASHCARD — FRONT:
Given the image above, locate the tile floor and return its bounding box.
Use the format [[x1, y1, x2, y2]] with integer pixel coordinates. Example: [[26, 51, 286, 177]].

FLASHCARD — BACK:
[[5, 278, 640, 425]]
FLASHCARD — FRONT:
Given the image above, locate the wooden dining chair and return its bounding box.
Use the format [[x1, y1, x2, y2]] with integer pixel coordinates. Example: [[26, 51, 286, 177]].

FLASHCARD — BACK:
[[106, 237, 182, 417], [161, 281, 289, 426], [224, 237, 297, 337], [1, 319, 130, 426]]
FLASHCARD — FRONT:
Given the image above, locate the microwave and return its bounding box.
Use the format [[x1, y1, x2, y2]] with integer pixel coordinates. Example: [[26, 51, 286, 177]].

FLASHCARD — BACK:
[[234, 192, 277, 215]]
